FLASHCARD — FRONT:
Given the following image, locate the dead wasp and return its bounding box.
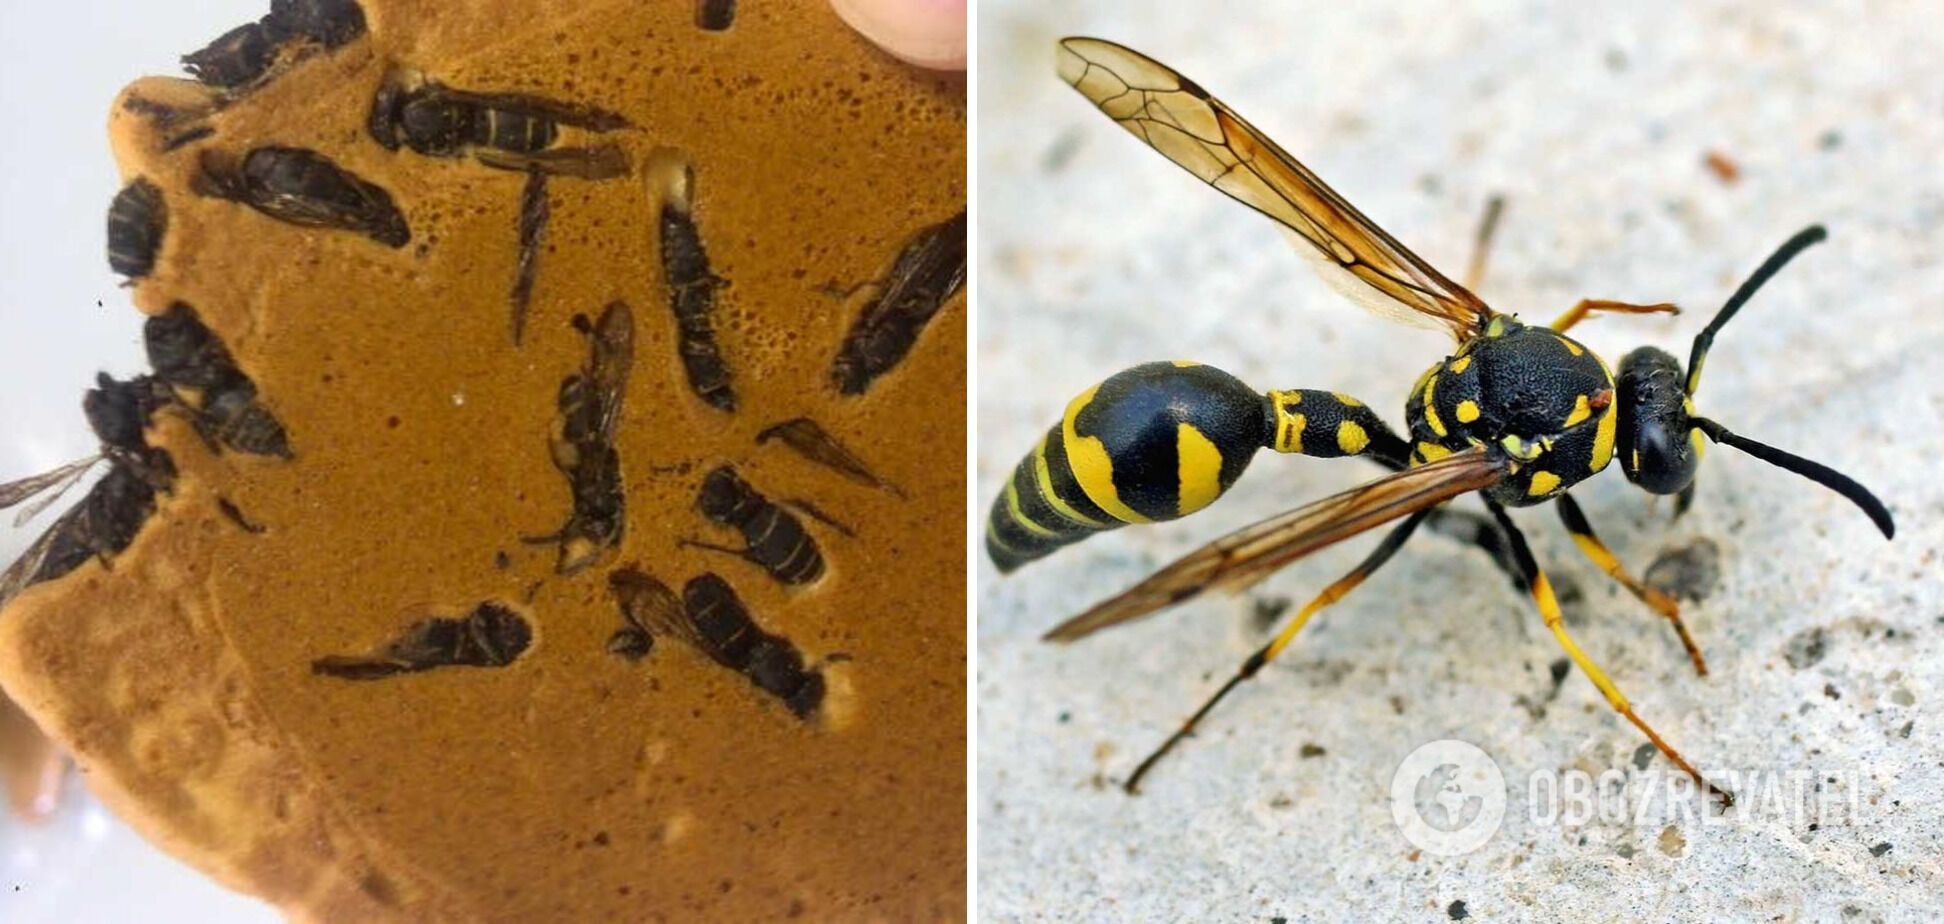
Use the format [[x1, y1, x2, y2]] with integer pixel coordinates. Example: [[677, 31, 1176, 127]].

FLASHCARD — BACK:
[[0, 375, 176, 608], [831, 209, 966, 395], [107, 179, 167, 280], [181, 0, 367, 92], [368, 69, 631, 179], [987, 38, 1896, 800], [651, 153, 736, 411], [312, 601, 533, 681], [198, 146, 409, 247], [145, 303, 293, 459], [607, 567, 824, 719], [682, 465, 829, 587], [536, 302, 635, 575]]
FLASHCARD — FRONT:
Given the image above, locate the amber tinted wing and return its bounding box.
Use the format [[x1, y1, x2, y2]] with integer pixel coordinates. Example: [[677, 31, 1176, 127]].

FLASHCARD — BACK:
[[1056, 37, 1492, 341], [1043, 447, 1508, 641]]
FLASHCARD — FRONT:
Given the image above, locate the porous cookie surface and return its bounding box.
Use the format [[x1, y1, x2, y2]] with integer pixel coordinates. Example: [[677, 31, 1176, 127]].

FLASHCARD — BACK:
[[0, 1, 965, 920]]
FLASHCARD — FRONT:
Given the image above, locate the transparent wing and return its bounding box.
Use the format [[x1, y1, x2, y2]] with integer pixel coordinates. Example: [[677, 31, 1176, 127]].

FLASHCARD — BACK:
[[1057, 36, 1493, 341], [0, 457, 98, 513], [1044, 446, 1509, 641]]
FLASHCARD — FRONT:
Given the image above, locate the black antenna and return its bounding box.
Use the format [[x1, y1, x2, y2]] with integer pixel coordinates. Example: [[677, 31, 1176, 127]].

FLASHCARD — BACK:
[[1691, 418, 1894, 539], [1686, 225, 1828, 396]]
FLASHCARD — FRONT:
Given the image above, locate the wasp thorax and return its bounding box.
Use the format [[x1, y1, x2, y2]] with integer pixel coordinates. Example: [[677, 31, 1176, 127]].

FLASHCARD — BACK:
[[399, 98, 466, 153], [1406, 316, 1619, 506], [1615, 346, 1702, 494]]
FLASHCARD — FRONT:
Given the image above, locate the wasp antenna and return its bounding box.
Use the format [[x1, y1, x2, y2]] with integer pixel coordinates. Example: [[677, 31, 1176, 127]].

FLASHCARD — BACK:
[[1686, 225, 1827, 396], [1692, 417, 1894, 539]]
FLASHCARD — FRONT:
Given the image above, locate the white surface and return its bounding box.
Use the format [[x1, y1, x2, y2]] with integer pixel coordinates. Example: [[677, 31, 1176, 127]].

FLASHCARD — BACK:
[[1, 1, 281, 922], [977, 1, 1943, 921]]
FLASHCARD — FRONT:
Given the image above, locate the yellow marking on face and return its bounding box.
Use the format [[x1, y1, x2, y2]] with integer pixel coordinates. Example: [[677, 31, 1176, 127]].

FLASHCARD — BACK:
[[1448, 355, 1472, 374], [1564, 393, 1593, 428], [1003, 480, 1059, 538], [1527, 470, 1561, 496], [1034, 434, 1109, 528], [1690, 426, 1708, 460], [1176, 424, 1225, 517], [1061, 385, 1150, 524], [1455, 400, 1481, 424], [1486, 317, 1506, 338], [1683, 396, 1697, 416], [1333, 392, 1363, 407], [1589, 399, 1618, 473], [1171, 359, 1201, 368], [1421, 374, 1446, 437], [1417, 441, 1453, 463], [1336, 420, 1369, 455]]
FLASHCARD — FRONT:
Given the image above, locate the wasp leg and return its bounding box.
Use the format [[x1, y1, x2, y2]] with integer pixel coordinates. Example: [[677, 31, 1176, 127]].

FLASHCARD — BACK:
[[1550, 299, 1680, 334], [1463, 194, 1506, 292], [1422, 506, 1524, 589], [1123, 509, 1430, 794], [1484, 499, 1731, 804], [1556, 494, 1706, 675], [677, 538, 752, 560]]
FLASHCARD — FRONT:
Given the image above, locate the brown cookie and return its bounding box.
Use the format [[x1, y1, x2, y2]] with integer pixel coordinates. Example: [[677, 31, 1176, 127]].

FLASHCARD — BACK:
[[0, 1, 965, 919]]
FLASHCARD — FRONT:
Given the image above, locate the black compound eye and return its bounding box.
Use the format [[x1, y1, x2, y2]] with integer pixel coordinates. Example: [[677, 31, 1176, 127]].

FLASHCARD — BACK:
[[1628, 416, 1699, 494]]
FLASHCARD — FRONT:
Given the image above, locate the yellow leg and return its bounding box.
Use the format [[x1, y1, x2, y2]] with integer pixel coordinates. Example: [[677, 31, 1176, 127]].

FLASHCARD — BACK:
[[1485, 501, 1732, 805], [1123, 510, 1429, 794], [1551, 299, 1680, 333], [1557, 495, 1707, 675]]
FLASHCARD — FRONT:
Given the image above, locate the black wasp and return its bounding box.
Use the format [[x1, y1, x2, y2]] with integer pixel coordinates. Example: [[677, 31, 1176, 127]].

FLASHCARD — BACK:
[[987, 38, 1895, 801], [199, 146, 409, 247], [146, 303, 293, 459], [539, 302, 635, 575], [368, 69, 631, 179], [0, 375, 175, 608], [608, 567, 824, 719], [683, 465, 831, 587]]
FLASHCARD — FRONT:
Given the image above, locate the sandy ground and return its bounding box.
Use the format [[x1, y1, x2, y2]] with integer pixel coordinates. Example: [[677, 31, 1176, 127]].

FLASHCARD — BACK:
[[975, 2, 1944, 921]]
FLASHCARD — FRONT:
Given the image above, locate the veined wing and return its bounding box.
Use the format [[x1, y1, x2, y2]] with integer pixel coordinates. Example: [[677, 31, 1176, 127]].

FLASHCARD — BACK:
[[1044, 446, 1509, 641], [1057, 36, 1492, 341]]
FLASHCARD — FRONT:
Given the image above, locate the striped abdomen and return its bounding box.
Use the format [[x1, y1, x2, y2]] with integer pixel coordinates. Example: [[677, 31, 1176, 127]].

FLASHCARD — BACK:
[[986, 362, 1409, 572]]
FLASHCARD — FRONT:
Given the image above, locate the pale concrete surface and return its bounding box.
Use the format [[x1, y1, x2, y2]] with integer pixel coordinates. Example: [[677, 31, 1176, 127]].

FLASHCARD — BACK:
[[976, 2, 1944, 921]]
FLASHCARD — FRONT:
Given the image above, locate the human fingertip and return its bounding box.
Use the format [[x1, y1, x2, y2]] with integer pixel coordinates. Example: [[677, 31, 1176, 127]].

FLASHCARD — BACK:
[[828, 0, 966, 71]]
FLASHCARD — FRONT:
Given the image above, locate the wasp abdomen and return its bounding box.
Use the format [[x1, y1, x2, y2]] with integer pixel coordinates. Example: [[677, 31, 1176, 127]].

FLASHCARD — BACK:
[[986, 362, 1270, 572]]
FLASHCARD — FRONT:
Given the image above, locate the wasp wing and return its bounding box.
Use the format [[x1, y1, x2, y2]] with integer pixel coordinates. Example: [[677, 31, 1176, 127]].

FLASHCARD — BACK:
[[1044, 446, 1508, 641], [1, 457, 98, 513], [608, 567, 700, 648], [423, 85, 630, 133], [1056, 37, 1492, 341]]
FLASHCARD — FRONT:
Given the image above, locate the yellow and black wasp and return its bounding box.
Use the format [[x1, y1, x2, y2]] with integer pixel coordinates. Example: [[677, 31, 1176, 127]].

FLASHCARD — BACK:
[[986, 37, 1896, 801]]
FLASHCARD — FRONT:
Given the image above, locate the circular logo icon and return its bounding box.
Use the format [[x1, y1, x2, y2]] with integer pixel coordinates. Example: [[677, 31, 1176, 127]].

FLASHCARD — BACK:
[[1389, 739, 1506, 856]]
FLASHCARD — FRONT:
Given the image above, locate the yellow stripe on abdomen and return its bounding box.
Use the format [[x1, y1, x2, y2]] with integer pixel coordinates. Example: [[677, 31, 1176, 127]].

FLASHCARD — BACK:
[[1033, 434, 1110, 528], [1176, 424, 1225, 517], [1062, 385, 1150, 524]]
